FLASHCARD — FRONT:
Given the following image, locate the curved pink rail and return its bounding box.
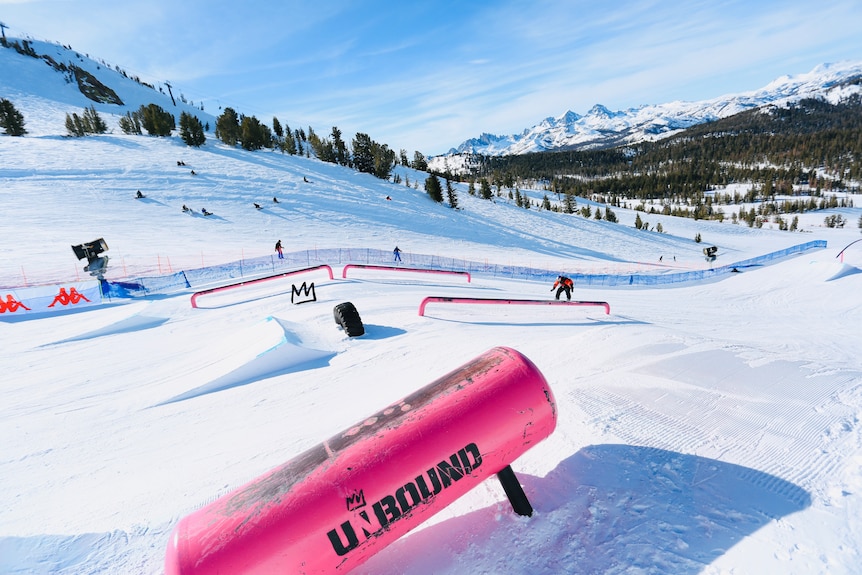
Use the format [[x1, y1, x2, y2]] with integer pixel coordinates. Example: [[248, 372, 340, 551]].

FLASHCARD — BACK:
[[418, 296, 610, 316], [836, 238, 862, 263], [165, 346, 557, 574], [342, 264, 470, 282], [190, 264, 333, 308]]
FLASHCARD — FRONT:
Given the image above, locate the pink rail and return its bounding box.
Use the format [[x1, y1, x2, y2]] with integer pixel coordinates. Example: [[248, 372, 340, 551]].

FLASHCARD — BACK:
[[164, 346, 557, 574], [418, 296, 610, 316], [190, 264, 333, 308], [342, 264, 470, 282]]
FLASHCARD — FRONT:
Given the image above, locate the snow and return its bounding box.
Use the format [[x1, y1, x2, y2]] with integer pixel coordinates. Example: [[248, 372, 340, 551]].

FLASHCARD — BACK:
[[437, 60, 862, 160], [2, 37, 862, 575]]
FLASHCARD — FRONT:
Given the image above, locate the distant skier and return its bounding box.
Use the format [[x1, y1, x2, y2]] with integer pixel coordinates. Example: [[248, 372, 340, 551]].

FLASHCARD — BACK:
[[393, 246, 402, 262], [551, 275, 573, 301], [273, 197, 279, 203], [275, 240, 284, 259]]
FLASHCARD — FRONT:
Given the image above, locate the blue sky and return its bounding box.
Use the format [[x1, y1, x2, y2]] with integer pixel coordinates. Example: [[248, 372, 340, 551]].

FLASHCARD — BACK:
[[3, 0, 862, 155]]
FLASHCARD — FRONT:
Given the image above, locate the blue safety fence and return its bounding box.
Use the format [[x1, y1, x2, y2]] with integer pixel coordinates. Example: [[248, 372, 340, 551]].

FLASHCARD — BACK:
[[102, 240, 827, 297]]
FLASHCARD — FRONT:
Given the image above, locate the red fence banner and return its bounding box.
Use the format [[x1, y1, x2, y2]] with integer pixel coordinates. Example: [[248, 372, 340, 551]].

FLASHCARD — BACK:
[[0, 281, 101, 316]]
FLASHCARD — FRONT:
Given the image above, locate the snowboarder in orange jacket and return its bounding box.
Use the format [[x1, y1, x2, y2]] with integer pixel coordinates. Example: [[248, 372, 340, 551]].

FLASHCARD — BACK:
[[551, 275, 573, 300]]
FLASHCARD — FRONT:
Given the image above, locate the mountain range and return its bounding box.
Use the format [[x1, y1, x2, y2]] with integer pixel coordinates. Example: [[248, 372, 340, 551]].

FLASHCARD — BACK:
[[442, 61, 862, 158]]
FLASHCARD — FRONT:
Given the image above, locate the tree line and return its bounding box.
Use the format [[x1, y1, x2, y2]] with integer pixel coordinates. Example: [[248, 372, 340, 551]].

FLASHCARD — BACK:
[[440, 95, 862, 223]]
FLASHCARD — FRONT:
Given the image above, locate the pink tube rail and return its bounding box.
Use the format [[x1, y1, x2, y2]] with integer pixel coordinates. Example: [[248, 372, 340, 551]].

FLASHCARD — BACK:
[[165, 346, 557, 575], [418, 296, 610, 316], [342, 264, 471, 282], [190, 264, 333, 308]]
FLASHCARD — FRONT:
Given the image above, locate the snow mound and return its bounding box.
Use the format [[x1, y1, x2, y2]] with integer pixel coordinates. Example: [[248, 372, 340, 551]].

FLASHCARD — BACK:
[[158, 316, 334, 405]]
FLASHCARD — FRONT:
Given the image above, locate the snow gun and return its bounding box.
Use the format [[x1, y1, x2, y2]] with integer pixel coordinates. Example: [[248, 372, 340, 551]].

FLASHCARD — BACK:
[[164, 346, 557, 574]]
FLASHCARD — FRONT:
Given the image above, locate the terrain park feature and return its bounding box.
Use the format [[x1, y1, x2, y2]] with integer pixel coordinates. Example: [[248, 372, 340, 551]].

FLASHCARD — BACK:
[[164, 346, 557, 574], [342, 264, 471, 282], [189, 264, 334, 308], [418, 296, 611, 316], [333, 301, 365, 337]]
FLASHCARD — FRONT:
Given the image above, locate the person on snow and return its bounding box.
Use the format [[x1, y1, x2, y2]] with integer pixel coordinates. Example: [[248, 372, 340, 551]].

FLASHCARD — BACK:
[[135, 190, 144, 199], [551, 275, 574, 301], [393, 246, 402, 262], [275, 240, 284, 259]]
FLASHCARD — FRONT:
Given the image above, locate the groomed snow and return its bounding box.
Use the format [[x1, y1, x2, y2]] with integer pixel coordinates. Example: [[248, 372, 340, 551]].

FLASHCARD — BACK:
[[2, 41, 862, 575]]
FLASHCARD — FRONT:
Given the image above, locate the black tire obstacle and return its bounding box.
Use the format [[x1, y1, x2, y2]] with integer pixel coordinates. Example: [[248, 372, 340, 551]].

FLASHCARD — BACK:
[[333, 302, 365, 337]]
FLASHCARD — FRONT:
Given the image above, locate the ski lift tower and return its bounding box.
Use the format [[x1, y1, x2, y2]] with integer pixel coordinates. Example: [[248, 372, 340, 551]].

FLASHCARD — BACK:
[[72, 238, 110, 280]]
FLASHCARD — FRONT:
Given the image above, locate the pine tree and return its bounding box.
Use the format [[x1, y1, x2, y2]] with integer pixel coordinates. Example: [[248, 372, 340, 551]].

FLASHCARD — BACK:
[[542, 195, 551, 210], [0, 98, 26, 136], [445, 178, 458, 208], [480, 178, 493, 200], [331, 126, 349, 166], [412, 151, 428, 171], [469, 180, 476, 196], [634, 213, 643, 229], [179, 111, 206, 147], [351, 132, 374, 174], [425, 175, 443, 203], [351, 133, 395, 179], [65, 112, 86, 137], [272, 117, 283, 140], [119, 110, 142, 134], [140, 104, 174, 136], [83, 106, 107, 134], [215, 107, 240, 146], [371, 141, 396, 179], [240, 115, 271, 151]]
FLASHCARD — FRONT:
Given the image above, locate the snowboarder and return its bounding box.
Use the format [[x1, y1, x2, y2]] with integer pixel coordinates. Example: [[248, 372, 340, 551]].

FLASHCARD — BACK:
[[135, 190, 144, 199], [551, 275, 573, 301], [254, 202, 262, 210], [393, 246, 402, 262], [182, 204, 190, 213], [202, 208, 212, 216], [273, 197, 279, 203], [275, 240, 284, 259]]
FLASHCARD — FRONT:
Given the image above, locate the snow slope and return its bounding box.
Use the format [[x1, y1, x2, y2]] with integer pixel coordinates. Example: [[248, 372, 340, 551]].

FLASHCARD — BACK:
[[3, 39, 862, 575]]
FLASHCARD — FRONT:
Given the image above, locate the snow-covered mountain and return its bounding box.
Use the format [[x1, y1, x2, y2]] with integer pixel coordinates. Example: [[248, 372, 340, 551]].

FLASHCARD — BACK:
[[441, 61, 862, 160], [0, 36, 215, 135]]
